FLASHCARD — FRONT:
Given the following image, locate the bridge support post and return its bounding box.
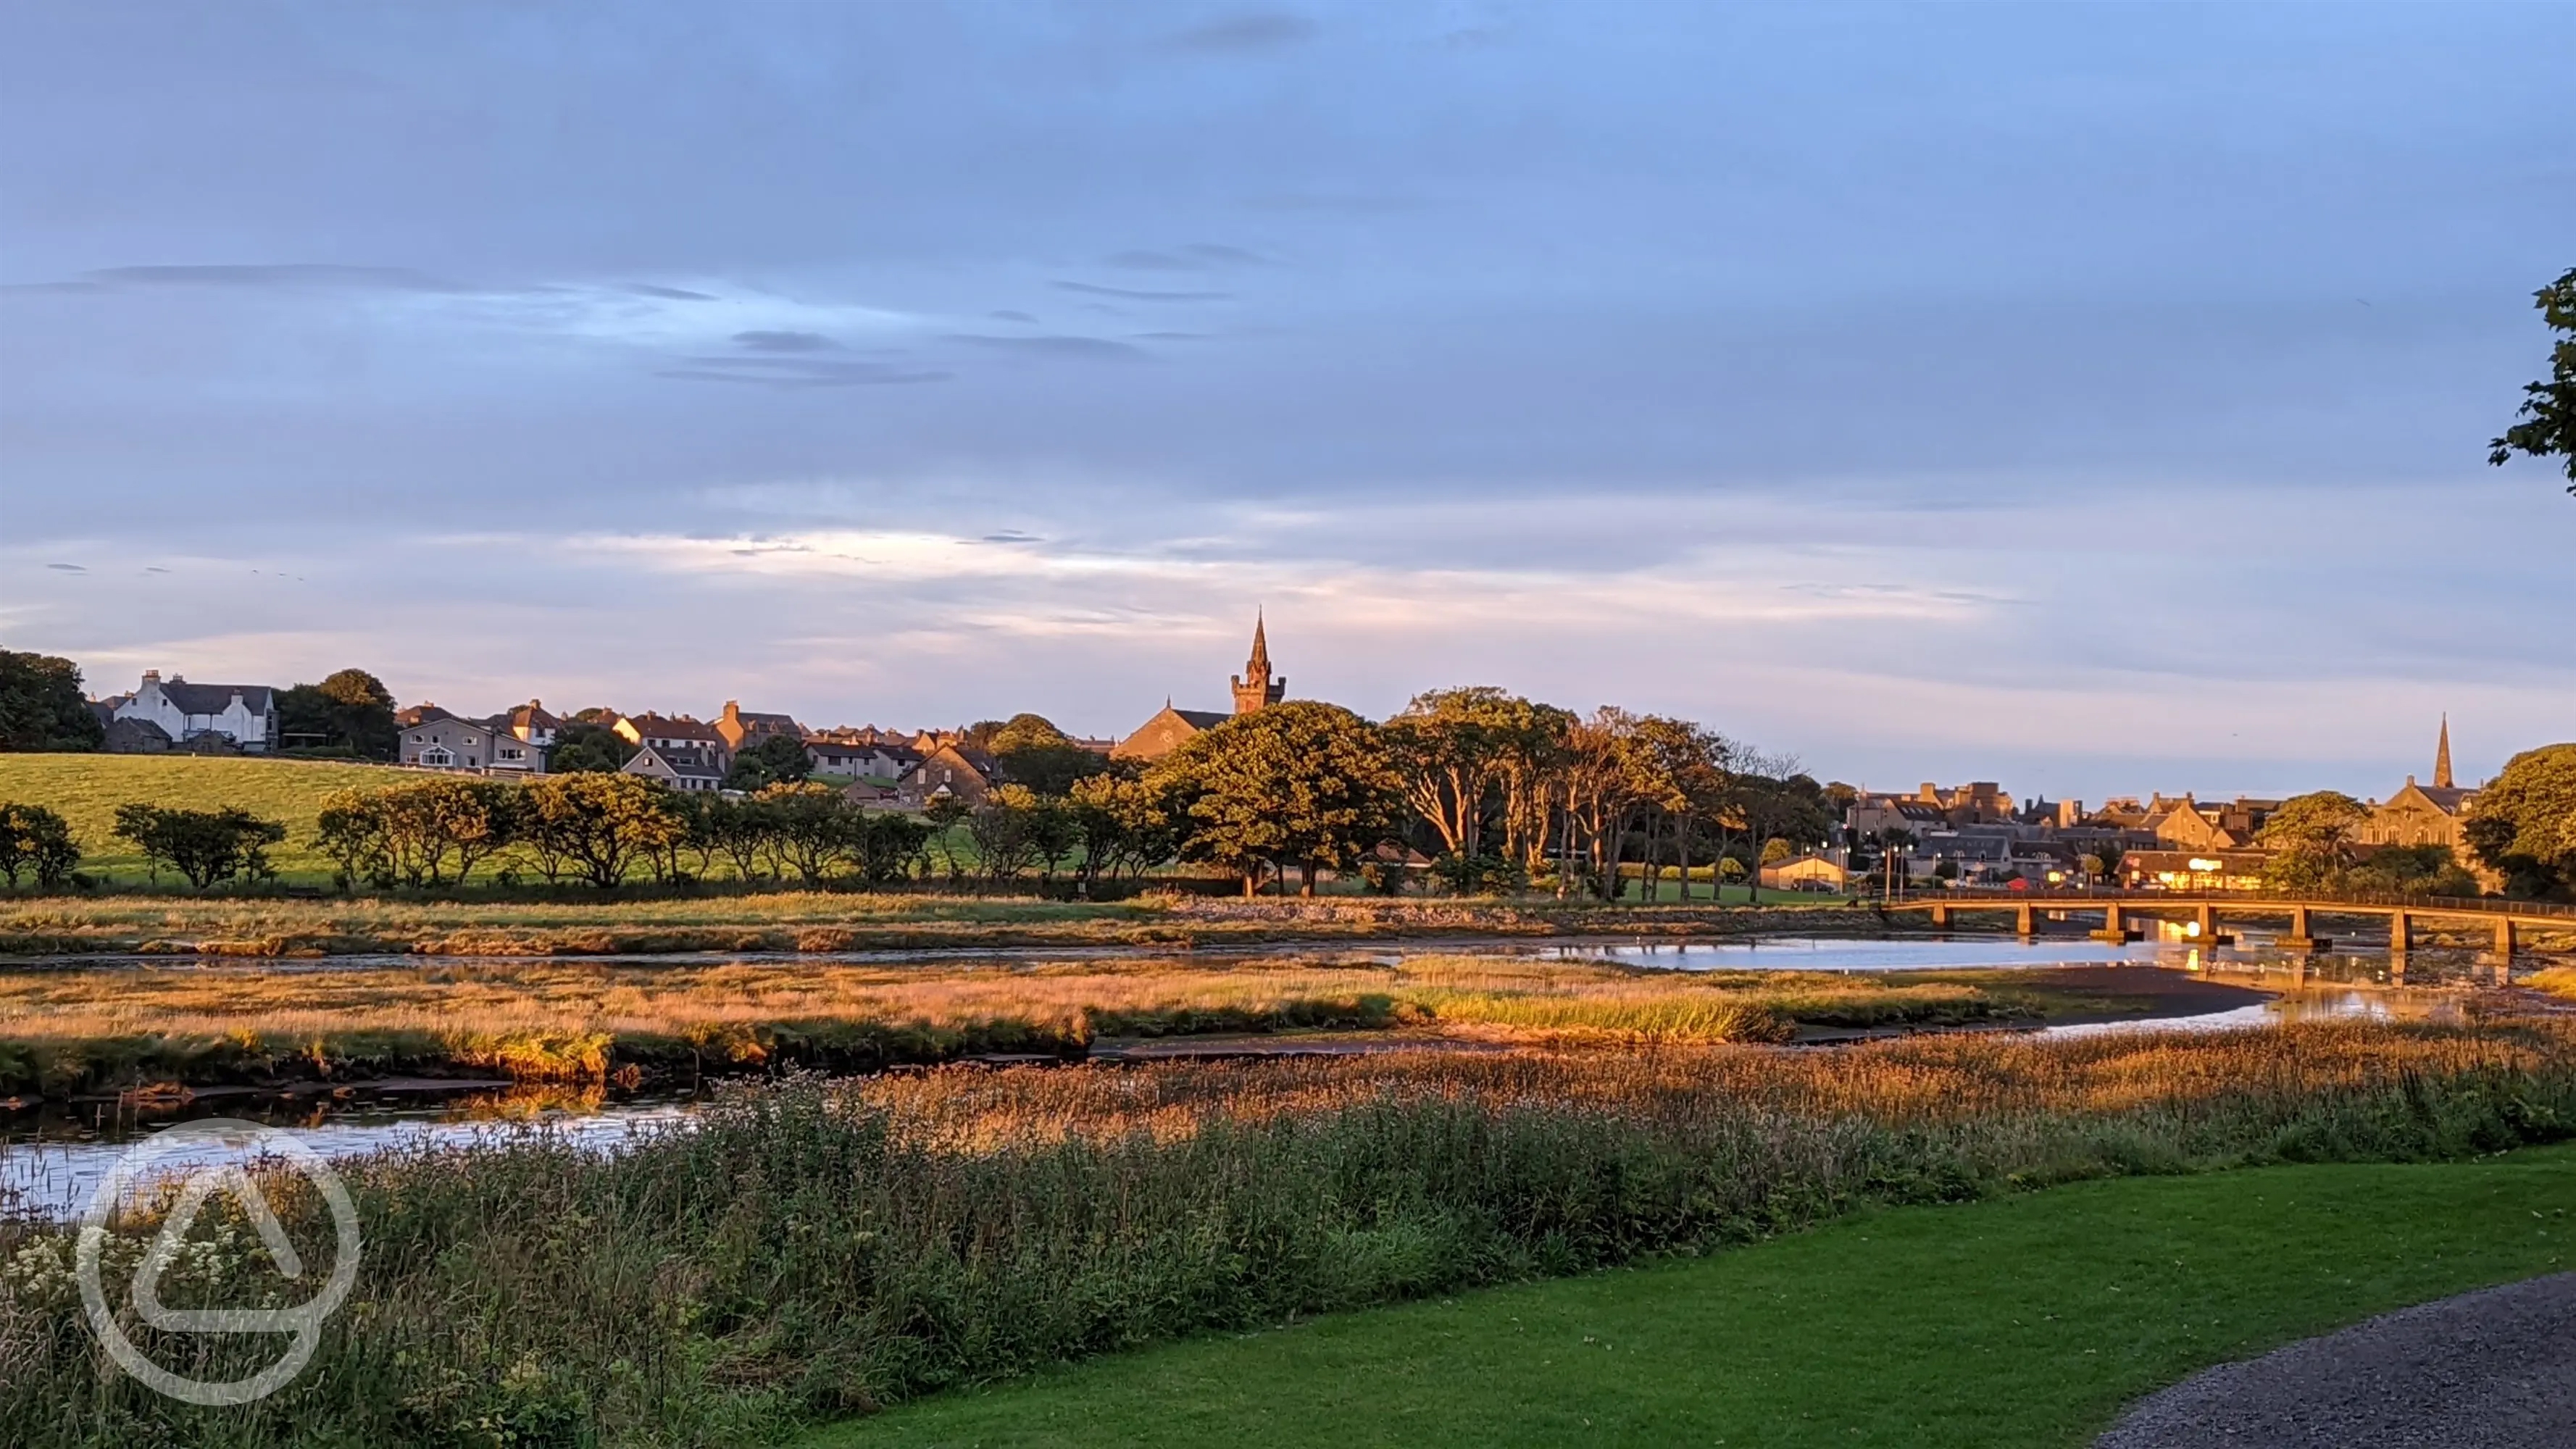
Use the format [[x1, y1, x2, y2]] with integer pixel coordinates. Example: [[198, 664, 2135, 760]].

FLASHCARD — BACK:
[[2017, 903, 2035, 938], [1929, 903, 1951, 930], [2091, 903, 2127, 944], [2196, 904, 2216, 938], [2280, 904, 2319, 952], [2497, 919, 2517, 984], [2390, 911, 2410, 956]]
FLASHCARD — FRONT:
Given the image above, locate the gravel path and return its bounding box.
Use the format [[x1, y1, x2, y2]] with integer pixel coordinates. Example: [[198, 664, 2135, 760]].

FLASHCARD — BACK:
[[2097, 1272, 2576, 1448]]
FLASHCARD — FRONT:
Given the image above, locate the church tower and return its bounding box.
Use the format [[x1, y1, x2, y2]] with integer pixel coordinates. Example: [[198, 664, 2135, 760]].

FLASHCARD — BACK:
[[2435, 714, 2454, 790], [1230, 613, 1285, 715]]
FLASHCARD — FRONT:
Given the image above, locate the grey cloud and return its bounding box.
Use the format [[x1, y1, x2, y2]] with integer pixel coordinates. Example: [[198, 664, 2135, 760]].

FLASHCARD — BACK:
[[1165, 12, 1317, 52], [733, 330, 835, 351], [1105, 243, 1272, 271], [47, 563, 86, 572], [1053, 280, 1231, 301], [1131, 331, 1212, 341], [978, 531, 1041, 544], [658, 356, 951, 388], [988, 309, 1038, 323], [943, 334, 1149, 361], [623, 283, 717, 301], [82, 264, 470, 293]]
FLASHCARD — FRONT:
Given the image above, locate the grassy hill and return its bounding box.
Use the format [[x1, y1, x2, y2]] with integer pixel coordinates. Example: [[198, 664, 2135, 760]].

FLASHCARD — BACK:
[[0, 753, 414, 884]]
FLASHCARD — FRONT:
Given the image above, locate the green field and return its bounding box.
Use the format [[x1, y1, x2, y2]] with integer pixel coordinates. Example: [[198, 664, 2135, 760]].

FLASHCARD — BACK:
[[812, 1146, 2576, 1449], [0, 752, 412, 882]]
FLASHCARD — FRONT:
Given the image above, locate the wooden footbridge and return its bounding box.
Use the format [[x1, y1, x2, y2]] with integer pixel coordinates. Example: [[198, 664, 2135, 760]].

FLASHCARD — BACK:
[[1877, 889, 2573, 959]]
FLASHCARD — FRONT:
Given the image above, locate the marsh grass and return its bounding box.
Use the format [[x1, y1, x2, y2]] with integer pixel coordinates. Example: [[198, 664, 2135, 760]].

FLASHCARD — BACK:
[[4, 1022, 2573, 1448], [0, 953, 2100, 1095]]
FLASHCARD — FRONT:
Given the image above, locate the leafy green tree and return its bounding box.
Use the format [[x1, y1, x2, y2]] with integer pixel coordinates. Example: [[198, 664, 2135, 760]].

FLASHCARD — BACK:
[[1067, 772, 1178, 889], [2345, 843, 2481, 898], [2465, 743, 2576, 898], [315, 790, 393, 890], [0, 649, 104, 752], [112, 803, 285, 889], [1151, 701, 1399, 896], [2490, 267, 2576, 496], [548, 722, 638, 774], [756, 781, 853, 886], [850, 810, 931, 886], [922, 794, 972, 885], [703, 793, 777, 882], [2256, 790, 2372, 890], [278, 669, 399, 758], [725, 732, 814, 791], [517, 773, 680, 888], [0, 803, 81, 888]]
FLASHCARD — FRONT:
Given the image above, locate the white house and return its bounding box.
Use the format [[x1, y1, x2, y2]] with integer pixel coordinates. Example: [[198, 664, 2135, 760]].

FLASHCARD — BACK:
[[623, 743, 727, 792], [112, 670, 279, 751]]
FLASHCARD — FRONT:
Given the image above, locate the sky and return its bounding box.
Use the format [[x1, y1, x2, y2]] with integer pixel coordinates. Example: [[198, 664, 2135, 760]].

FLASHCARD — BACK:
[[1, 1, 2569, 803]]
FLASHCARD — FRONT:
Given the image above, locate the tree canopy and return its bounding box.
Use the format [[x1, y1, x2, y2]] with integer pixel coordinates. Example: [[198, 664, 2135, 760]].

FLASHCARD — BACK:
[[278, 667, 398, 758], [0, 648, 104, 753], [1150, 700, 1399, 895], [2490, 267, 2576, 496], [2465, 743, 2576, 899], [549, 722, 638, 774], [2255, 790, 2372, 890]]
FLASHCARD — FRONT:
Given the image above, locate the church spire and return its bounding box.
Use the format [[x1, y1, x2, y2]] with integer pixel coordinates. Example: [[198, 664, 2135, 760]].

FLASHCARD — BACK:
[[1230, 611, 1285, 715], [2434, 714, 2454, 790]]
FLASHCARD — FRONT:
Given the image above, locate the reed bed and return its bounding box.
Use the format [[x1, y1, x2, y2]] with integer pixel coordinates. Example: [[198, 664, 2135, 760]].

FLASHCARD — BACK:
[[0, 954, 2066, 1095], [4, 1020, 2572, 1448]]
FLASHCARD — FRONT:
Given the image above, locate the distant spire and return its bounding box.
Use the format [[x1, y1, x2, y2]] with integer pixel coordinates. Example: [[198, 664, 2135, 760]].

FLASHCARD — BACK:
[[2434, 714, 2454, 790], [1230, 609, 1285, 715], [1246, 609, 1271, 678]]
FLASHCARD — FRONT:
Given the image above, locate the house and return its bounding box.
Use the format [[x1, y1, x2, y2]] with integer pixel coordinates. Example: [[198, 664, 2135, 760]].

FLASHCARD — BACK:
[[615, 712, 733, 771], [806, 738, 918, 780], [623, 743, 728, 792], [714, 701, 804, 753], [1759, 853, 1851, 892], [110, 670, 279, 751], [398, 706, 511, 770], [2146, 798, 2246, 853], [2120, 850, 2270, 892], [2357, 719, 2480, 851], [1111, 616, 1283, 763], [901, 743, 1001, 807], [1843, 793, 1950, 840]]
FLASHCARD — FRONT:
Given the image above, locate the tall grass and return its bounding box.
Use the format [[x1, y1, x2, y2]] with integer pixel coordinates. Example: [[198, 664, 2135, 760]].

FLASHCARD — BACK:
[[4, 1022, 2572, 1448], [0, 954, 2100, 1095]]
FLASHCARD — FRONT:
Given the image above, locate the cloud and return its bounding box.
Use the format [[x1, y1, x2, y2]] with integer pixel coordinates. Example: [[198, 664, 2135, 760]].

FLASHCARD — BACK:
[[1052, 280, 1232, 302], [47, 563, 86, 572], [942, 334, 1149, 361], [1130, 331, 1213, 341], [732, 330, 836, 351], [978, 531, 1042, 544], [621, 283, 717, 301], [1165, 12, 1318, 52], [988, 309, 1038, 323], [80, 264, 472, 293], [657, 356, 951, 388], [1104, 243, 1272, 272]]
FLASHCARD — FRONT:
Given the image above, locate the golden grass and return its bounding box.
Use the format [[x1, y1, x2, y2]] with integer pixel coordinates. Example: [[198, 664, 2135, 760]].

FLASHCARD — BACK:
[[0, 951, 2087, 1094]]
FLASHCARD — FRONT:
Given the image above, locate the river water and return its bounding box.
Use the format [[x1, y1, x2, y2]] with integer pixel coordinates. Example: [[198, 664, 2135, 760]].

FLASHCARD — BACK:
[[0, 930, 2513, 1218]]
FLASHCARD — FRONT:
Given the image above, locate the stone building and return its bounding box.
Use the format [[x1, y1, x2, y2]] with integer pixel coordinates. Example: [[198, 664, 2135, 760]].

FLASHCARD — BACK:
[[1112, 616, 1285, 763], [2357, 717, 2482, 852]]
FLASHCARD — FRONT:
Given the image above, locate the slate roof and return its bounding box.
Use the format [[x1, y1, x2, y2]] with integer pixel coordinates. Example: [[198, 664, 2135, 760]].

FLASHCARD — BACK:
[[158, 680, 276, 715]]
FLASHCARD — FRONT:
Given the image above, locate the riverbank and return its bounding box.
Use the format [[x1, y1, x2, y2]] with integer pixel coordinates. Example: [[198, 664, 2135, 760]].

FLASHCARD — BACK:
[[0, 892, 1893, 958], [9, 1023, 2572, 1448], [0, 951, 2254, 1098]]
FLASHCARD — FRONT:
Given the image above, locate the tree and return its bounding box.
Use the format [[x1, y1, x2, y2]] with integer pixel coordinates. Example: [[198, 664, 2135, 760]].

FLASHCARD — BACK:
[[517, 774, 680, 888], [703, 793, 776, 882], [849, 810, 931, 886], [922, 795, 972, 885], [0, 649, 104, 752], [278, 669, 398, 758], [2489, 267, 2576, 496], [548, 722, 638, 774], [0, 803, 81, 888], [984, 714, 1104, 798], [967, 784, 1045, 885], [315, 791, 393, 889], [1067, 772, 1179, 888], [112, 804, 285, 889], [1151, 701, 1399, 896], [2465, 743, 2576, 899], [757, 781, 853, 886], [2256, 790, 2372, 890], [725, 732, 815, 791]]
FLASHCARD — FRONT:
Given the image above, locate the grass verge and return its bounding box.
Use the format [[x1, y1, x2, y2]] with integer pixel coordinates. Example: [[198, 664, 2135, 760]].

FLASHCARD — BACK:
[[812, 1145, 2576, 1448], [5, 1022, 2574, 1447]]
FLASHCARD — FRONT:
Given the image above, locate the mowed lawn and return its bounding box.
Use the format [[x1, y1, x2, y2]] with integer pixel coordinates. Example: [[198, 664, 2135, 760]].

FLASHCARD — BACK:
[[811, 1146, 2576, 1449], [0, 753, 411, 882]]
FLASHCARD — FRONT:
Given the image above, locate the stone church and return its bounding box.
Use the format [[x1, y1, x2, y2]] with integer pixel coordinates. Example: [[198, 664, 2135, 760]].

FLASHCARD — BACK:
[[1110, 615, 1286, 762]]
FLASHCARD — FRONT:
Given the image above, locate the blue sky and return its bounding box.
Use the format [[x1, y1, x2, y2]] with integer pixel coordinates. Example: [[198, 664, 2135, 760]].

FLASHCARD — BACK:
[[2, 1, 2569, 801]]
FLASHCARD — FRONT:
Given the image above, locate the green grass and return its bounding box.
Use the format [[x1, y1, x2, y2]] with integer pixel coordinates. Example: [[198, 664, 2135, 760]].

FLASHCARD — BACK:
[[811, 1146, 2576, 1449], [0, 752, 412, 882]]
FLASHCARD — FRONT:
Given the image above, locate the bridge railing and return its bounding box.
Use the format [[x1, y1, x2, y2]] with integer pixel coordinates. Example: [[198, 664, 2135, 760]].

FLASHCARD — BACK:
[[1875, 888, 2576, 919]]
